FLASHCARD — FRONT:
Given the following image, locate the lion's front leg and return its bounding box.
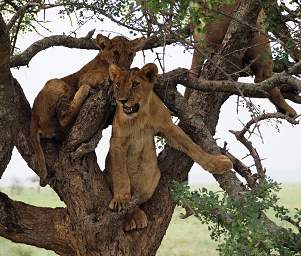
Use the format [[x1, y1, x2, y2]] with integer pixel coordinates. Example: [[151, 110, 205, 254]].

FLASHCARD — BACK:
[[159, 122, 233, 174], [108, 137, 131, 212], [58, 84, 91, 128]]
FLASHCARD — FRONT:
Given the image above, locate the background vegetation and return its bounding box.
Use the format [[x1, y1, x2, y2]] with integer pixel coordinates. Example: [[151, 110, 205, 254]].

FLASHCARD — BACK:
[[1, 183, 300, 256]]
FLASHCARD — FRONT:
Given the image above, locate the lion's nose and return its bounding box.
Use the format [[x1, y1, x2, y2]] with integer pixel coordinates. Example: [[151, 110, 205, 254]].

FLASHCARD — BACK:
[[119, 99, 128, 104]]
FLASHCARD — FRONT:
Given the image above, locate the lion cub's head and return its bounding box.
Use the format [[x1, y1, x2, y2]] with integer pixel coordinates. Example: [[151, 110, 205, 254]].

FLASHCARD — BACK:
[[96, 34, 145, 69], [109, 63, 158, 116]]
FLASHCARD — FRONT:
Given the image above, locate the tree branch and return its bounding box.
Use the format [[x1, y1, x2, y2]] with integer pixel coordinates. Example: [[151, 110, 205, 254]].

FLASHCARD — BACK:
[[222, 149, 257, 188], [234, 112, 299, 137], [7, 2, 40, 31], [230, 112, 299, 181], [10, 31, 99, 68], [9, 27, 190, 68], [0, 192, 74, 255], [158, 67, 301, 102]]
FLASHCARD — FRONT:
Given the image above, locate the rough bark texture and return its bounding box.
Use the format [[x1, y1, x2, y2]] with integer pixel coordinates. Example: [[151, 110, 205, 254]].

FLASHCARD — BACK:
[[0, 14, 18, 178], [0, 1, 300, 255]]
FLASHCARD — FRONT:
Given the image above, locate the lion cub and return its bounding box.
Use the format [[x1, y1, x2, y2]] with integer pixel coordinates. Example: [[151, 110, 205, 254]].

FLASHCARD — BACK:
[[31, 34, 145, 186], [107, 63, 233, 231], [191, 1, 297, 117]]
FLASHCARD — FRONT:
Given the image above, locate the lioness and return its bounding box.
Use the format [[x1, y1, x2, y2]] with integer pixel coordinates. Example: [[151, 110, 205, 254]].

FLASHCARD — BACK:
[[106, 63, 233, 231], [31, 34, 145, 186], [191, 1, 297, 117]]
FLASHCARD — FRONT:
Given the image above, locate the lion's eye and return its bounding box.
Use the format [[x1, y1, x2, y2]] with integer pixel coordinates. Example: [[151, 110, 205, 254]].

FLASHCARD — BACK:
[[115, 82, 120, 88], [132, 81, 140, 89]]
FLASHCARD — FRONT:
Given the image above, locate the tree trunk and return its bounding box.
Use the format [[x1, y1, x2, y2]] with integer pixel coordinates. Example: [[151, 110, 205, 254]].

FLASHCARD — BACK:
[[0, 13, 15, 177]]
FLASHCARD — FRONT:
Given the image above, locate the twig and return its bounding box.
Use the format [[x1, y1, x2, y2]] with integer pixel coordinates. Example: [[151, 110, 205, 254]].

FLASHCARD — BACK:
[[230, 129, 266, 181], [236, 113, 299, 138], [7, 2, 40, 31]]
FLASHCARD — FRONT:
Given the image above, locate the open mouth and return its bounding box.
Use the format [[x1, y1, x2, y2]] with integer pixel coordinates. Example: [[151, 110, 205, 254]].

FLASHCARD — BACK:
[[123, 103, 139, 114]]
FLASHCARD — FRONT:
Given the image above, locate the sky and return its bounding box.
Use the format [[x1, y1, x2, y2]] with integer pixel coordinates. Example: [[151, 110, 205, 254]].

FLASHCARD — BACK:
[[1, 6, 301, 187]]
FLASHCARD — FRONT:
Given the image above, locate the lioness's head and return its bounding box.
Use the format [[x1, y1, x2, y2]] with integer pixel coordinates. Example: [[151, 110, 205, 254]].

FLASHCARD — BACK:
[[96, 34, 145, 69], [109, 63, 158, 116]]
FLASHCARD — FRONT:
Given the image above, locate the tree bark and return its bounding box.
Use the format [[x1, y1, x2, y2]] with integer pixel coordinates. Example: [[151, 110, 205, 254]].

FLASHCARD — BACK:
[[0, 14, 18, 178]]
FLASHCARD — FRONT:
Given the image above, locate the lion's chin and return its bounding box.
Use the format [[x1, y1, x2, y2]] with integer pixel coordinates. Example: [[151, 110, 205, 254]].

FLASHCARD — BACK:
[[123, 103, 140, 115]]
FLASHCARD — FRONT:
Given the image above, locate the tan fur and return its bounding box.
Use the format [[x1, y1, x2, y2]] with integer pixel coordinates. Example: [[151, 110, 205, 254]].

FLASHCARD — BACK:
[[31, 34, 145, 186], [106, 63, 233, 231], [191, 1, 297, 117]]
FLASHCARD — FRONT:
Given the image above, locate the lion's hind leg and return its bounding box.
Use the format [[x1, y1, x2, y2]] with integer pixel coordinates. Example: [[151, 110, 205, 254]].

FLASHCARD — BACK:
[[124, 208, 148, 231], [248, 39, 297, 118], [268, 87, 297, 118]]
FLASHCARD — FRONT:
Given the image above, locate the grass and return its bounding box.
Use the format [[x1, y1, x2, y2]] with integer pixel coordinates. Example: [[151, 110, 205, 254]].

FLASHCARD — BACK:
[[0, 184, 300, 256]]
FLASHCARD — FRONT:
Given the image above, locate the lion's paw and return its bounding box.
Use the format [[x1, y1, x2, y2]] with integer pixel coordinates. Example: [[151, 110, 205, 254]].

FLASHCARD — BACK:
[[74, 84, 91, 105], [124, 208, 148, 232], [79, 84, 91, 99], [109, 193, 131, 212], [204, 155, 233, 174]]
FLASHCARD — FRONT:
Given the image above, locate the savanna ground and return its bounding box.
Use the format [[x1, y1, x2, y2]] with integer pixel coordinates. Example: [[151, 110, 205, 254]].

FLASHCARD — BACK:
[[0, 183, 300, 256]]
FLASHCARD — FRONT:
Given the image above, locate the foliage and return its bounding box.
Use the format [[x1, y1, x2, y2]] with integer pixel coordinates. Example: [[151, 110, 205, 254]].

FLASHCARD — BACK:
[[172, 179, 301, 256]]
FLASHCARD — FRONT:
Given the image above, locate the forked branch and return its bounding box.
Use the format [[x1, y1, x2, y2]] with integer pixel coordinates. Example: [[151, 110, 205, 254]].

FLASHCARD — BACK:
[[230, 112, 299, 181], [0, 192, 73, 255]]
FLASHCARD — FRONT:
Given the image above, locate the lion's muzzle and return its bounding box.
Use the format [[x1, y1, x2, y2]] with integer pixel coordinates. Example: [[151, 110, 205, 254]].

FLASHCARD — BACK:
[[122, 103, 139, 114]]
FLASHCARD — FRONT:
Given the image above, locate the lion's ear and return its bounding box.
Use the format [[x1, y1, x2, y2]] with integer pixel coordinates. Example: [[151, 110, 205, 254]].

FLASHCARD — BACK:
[[140, 63, 158, 83], [96, 34, 111, 50], [109, 64, 121, 81], [130, 37, 145, 52]]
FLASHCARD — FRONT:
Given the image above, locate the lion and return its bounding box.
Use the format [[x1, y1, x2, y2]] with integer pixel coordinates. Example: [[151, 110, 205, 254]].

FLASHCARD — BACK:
[[190, 1, 297, 118], [31, 34, 145, 186], [106, 63, 233, 231]]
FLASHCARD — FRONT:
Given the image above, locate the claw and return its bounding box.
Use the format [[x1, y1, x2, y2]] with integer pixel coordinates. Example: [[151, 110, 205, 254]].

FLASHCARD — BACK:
[[109, 194, 131, 212]]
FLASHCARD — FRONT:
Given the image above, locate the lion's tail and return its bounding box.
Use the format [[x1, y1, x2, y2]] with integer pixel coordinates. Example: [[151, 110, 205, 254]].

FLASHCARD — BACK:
[[30, 119, 48, 186]]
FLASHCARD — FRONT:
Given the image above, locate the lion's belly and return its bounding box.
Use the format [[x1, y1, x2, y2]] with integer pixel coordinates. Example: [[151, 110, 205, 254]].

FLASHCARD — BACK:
[[127, 130, 160, 202]]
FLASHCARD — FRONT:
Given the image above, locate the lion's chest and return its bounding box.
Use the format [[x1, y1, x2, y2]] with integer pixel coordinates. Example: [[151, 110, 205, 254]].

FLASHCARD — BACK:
[[127, 128, 154, 156], [124, 127, 156, 174]]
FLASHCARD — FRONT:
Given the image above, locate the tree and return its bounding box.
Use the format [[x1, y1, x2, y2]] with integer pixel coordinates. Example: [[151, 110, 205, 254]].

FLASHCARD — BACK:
[[0, 0, 300, 255]]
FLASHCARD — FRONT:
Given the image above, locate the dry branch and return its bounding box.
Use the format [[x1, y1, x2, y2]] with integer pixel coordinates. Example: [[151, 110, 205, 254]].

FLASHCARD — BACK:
[[230, 112, 299, 181], [230, 129, 266, 180], [235, 112, 299, 137]]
